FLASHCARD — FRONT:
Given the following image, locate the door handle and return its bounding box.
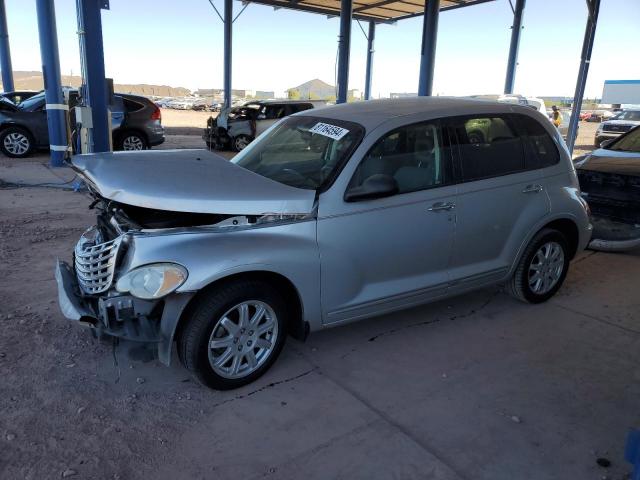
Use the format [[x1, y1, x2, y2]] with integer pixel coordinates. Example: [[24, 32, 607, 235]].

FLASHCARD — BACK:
[[428, 202, 455, 212], [522, 184, 543, 194]]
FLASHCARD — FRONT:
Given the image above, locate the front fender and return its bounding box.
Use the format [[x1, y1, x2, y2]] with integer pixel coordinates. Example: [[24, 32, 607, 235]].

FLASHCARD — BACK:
[[121, 220, 322, 333]]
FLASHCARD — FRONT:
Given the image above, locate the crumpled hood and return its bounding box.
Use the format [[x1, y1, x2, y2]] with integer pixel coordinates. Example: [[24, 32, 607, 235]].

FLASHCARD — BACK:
[[70, 149, 316, 215], [578, 148, 640, 176]]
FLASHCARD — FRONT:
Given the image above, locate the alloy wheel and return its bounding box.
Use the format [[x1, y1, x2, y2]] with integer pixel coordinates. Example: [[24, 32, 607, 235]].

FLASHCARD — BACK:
[[4, 132, 30, 155], [528, 241, 565, 295], [207, 300, 278, 379], [122, 135, 144, 150]]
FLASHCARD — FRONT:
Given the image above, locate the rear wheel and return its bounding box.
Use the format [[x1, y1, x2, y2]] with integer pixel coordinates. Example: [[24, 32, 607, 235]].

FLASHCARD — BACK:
[[508, 228, 570, 304], [116, 131, 147, 151], [177, 279, 287, 390], [0, 127, 33, 158]]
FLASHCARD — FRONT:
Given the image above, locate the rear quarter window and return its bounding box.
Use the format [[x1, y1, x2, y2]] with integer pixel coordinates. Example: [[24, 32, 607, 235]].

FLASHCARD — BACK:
[[515, 114, 560, 169], [122, 98, 144, 113]]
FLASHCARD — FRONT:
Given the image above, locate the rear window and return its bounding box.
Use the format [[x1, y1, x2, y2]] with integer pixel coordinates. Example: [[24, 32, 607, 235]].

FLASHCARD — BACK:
[[515, 114, 560, 169], [450, 115, 526, 182]]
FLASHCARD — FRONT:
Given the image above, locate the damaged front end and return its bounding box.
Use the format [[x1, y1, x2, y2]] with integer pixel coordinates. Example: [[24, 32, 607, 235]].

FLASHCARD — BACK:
[[577, 165, 640, 252]]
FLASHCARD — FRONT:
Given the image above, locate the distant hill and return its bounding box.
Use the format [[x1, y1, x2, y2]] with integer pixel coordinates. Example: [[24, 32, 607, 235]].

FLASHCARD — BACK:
[[288, 79, 336, 100], [1, 71, 191, 97]]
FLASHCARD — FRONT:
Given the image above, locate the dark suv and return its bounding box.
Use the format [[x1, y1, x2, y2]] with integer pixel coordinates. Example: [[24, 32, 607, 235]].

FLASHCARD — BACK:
[[0, 90, 164, 158]]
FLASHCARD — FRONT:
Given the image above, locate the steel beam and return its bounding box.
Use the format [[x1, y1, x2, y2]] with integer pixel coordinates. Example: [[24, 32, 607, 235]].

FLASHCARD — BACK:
[[418, 0, 439, 96], [76, 0, 110, 153], [223, 0, 233, 109], [0, 0, 13, 92], [336, 0, 353, 104], [567, 0, 600, 153], [364, 22, 375, 100], [35, 0, 68, 167], [504, 0, 525, 94]]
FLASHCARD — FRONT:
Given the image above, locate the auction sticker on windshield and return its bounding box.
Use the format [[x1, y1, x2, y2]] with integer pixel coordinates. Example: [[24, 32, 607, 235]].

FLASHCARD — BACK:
[[309, 122, 350, 141]]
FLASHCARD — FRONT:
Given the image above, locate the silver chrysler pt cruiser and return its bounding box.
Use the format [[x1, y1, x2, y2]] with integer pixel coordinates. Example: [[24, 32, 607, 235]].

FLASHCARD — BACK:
[[56, 98, 592, 390]]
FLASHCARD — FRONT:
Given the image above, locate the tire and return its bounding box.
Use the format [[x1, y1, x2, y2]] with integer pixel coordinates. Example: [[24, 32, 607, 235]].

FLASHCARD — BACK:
[[116, 131, 147, 151], [0, 127, 33, 158], [177, 279, 288, 390], [232, 134, 252, 152], [467, 130, 485, 144], [507, 228, 570, 304]]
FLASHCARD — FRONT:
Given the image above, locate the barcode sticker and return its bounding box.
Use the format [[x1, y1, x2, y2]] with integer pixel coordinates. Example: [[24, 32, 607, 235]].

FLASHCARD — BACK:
[[308, 122, 350, 140]]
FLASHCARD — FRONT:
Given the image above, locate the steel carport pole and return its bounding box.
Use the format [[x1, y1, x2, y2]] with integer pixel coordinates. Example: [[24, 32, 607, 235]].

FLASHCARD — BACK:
[[223, 0, 232, 109], [418, 0, 439, 96], [364, 21, 375, 100], [504, 0, 526, 94], [76, 0, 111, 153], [35, 0, 68, 167], [0, 0, 14, 92], [336, 0, 352, 104], [567, 0, 600, 154]]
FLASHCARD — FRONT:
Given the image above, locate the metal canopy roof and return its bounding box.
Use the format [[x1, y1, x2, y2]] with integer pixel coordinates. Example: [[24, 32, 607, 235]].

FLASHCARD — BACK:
[[242, 0, 494, 23]]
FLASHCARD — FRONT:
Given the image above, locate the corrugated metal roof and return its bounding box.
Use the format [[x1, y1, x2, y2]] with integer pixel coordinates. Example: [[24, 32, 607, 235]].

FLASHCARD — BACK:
[[242, 0, 494, 23]]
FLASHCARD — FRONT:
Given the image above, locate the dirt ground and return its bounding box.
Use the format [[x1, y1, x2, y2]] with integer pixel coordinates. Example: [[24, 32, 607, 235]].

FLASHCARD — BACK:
[[1, 120, 636, 480]]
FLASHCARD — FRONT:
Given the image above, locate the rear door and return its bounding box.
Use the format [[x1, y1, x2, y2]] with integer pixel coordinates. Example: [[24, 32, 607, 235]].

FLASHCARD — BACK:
[[446, 114, 550, 290]]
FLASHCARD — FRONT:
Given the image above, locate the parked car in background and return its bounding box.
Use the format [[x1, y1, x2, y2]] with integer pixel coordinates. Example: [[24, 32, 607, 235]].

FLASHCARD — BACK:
[[594, 110, 640, 147], [0, 90, 164, 158], [57, 98, 591, 390], [498, 94, 547, 115], [0, 90, 39, 105], [579, 111, 593, 121], [203, 100, 326, 151], [575, 125, 640, 251]]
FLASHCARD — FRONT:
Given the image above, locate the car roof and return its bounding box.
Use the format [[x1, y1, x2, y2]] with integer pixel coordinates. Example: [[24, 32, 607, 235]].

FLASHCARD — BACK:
[[298, 97, 537, 131]]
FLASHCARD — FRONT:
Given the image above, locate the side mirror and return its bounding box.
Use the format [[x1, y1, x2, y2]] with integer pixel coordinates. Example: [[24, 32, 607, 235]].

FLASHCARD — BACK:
[[600, 139, 614, 149], [344, 174, 399, 202]]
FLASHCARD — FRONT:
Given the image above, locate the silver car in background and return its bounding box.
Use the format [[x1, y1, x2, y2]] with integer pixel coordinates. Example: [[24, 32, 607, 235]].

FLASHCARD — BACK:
[[56, 98, 592, 390]]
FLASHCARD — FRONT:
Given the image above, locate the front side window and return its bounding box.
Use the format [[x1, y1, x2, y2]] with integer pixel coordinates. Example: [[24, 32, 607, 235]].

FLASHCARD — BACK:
[[613, 111, 640, 121], [232, 116, 364, 190], [451, 115, 525, 181], [350, 121, 448, 195]]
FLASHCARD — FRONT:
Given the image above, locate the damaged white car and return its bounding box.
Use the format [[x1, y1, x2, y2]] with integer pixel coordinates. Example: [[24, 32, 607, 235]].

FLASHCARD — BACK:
[[56, 98, 592, 390]]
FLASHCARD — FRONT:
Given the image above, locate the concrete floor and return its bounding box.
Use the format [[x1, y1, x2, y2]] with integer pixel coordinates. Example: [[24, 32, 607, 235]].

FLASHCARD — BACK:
[[1, 127, 638, 479]]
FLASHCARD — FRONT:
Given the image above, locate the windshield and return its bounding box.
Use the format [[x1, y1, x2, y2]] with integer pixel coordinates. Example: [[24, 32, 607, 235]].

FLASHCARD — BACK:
[[18, 92, 45, 111], [611, 111, 640, 121], [232, 116, 364, 190], [608, 126, 640, 152]]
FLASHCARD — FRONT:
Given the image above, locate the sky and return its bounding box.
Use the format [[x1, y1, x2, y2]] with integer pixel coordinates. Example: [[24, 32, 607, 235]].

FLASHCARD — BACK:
[[4, 0, 640, 98]]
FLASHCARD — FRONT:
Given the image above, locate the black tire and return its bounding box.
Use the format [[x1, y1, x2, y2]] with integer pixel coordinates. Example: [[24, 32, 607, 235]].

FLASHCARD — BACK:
[[177, 279, 288, 390], [507, 228, 570, 304], [0, 126, 34, 158], [467, 130, 485, 144], [232, 134, 252, 152], [115, 131, 148, 151]]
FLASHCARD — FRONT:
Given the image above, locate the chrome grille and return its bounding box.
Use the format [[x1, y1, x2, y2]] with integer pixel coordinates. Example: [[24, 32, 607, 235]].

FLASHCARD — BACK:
[[74, 227, 122, 295]]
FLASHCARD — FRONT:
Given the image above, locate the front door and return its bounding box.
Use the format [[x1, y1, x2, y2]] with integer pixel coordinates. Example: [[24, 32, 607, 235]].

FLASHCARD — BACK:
[[318, 120, 457, 325]]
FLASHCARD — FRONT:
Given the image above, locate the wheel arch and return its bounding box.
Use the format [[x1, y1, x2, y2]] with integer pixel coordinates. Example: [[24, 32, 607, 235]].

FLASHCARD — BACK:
[[174, 270, 308, 350]]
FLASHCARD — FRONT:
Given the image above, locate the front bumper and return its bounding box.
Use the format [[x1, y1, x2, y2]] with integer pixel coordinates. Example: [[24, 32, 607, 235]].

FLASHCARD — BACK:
[[55, 259, 195, 364]]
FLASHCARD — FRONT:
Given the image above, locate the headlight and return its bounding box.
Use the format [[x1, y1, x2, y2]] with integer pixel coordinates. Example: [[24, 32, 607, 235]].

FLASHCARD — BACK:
[[116, 263, 187, 299]]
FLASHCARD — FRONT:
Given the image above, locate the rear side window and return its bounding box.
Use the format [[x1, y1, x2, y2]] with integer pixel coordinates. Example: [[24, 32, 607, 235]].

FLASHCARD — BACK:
[[515, 114, 560, 169], [450, 115, 526, 182], [350, 121, 451, 194], [122, 98, 144, 113]]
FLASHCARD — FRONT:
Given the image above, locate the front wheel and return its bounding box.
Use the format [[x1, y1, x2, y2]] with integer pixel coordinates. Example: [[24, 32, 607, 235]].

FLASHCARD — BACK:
[[0, 127, 33, 158], [232, 134, 252, 152], [508, 228, 570, 304], [177, 279, 287, 390]]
